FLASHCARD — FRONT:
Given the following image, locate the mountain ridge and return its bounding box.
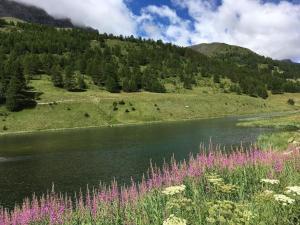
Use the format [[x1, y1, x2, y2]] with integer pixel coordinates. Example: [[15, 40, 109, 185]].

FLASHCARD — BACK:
[[191, 42, 299, 64], [191, 42, 258, 58], [0, 0, 73, 28]]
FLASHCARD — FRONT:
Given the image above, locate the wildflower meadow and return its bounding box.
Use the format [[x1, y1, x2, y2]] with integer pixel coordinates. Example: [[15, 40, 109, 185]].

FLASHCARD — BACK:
[[0, 145, 299, 225]]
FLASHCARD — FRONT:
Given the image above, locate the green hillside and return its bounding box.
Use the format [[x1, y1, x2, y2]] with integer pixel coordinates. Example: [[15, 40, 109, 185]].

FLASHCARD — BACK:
[[0, 75, 299, 134], [191, 42, 256, 58], [0, 20, 300, 133], [191, 42, 300, 80], [191, 42, 300, 96]]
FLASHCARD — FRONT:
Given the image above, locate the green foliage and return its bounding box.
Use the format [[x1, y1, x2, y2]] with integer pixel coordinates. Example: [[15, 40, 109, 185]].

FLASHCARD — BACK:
[[206, 201, 253, 224], [193, 43, 300, 97], [51, 65, 63, 88], [23, 54, 41, 81], [5, 76, 23, 111], [86, 58, 103, 85], [1, 56, 35, 112], [77, 74, 87, 90], [142, 67, 166, 93], [106, 76, 119, 93], [103, 62, 120, 93], [0, 21, 299, 113], [64, 66, 77, 91], [37, 161, 299, 225], [123, 76, 138, 92], [287, 98, 295, 106], [0, 19, 7, 27], [213, 74, 220, 84], [182, 74, 193, 90]]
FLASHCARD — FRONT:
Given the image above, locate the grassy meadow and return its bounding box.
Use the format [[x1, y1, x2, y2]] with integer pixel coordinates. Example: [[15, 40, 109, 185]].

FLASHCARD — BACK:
[[0, 75, 299, 134], [238, 112, 300, 151]]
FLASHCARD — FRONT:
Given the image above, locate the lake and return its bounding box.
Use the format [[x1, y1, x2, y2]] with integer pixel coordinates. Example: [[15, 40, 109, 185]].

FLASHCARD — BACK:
[[0, 116, 271, 209]]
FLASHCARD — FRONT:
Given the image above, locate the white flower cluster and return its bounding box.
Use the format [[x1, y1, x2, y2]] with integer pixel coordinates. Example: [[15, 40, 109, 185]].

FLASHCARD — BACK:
[[286, 186, 300, 196], [163, 214, 187, 225], [261, 179, 280, 185], [162, 185, 186, 196], [274, 194, 295, 205]]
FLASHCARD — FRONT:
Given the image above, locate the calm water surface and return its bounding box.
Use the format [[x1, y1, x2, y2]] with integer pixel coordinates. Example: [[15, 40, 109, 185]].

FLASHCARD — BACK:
[[0, 116, 271, 208]]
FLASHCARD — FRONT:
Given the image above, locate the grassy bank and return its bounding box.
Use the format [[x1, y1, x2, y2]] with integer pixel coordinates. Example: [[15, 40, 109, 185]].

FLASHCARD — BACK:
[[238, 113, 300, 151], [0, 76, 299, 134], [0, 146, 299, 224]]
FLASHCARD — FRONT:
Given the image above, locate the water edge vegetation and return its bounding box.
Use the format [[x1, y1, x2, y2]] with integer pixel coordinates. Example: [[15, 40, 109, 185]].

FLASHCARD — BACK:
[[0, 145, 299, 224]]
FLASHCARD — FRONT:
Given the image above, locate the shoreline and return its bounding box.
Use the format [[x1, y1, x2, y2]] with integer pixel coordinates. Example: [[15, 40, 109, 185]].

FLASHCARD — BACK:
[[0, 109, 299, 137]]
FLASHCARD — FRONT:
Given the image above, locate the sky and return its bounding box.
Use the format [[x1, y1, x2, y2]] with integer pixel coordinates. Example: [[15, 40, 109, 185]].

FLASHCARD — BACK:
[[13, 0, 300, 62]]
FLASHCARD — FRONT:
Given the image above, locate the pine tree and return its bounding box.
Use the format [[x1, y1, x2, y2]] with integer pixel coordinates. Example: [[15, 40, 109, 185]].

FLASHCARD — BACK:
[[106, 76, 119, 93], [23, 54, 40, 81], [64, 66, 77, 91], [40, 54, 54, 75], [76, 57, 87, 74], [5, 76, 22, 111], [213, 74, 221, 83], [5, 56, 26, 89], [51, 65, 64, 88], [103, 61, 119, 92], [142, 67, 166, 93], [86, 59, 103, 85], [123, 76, 138, 92], [120, 65, 139, 92], [0, 19, 6, 27], [182, 73, 193, 90], [103, 46, 112, 60], [77, 74, 87, 90], [0, 57, 6, 104]]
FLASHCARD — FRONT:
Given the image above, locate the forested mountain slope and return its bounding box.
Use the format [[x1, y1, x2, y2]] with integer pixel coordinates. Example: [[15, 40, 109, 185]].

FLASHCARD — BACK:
[[192, 43, 300, 94], [0, 0, 73, 27], [0, 20, 299, 113], [191, 42, 256, 58]]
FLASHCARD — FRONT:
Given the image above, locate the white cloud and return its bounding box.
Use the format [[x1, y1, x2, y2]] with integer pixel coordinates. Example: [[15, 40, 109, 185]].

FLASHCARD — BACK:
[[137, 5, 192, 46], [13, 0, 136, 36], [171, 0, 300, 60], [11, 0, 300, 60]]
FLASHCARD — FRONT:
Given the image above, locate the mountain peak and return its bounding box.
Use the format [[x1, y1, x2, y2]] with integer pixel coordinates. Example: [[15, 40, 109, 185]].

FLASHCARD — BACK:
[[190, 42, 257, 58], [0, 0, 73, 28]]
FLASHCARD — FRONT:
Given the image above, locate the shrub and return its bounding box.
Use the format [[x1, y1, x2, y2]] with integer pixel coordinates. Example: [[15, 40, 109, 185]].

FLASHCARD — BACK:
[[125, 109, 130, 113], [287, 98, 295, 106], [0, 19, 7, 27], [84, 113, 90, 118], [113, 101, 118, 107], [131, 107, 136, 111], [3, 125, 7, 131], [213, 74, 220, 83], [119, 100, 125, 105]]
